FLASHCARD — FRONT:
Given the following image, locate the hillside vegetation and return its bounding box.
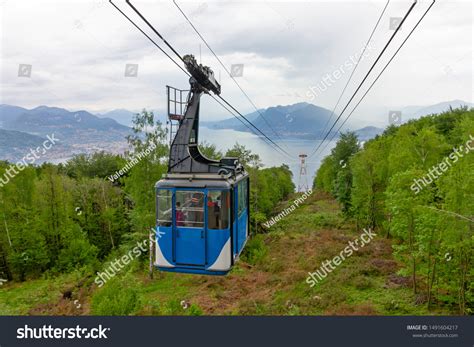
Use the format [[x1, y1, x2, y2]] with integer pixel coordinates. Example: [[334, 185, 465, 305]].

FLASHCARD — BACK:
[[0, 108, 471, 316], [315, 107, 474, 314], [0, 110, 294, 314], [1, 190, 455, 316]]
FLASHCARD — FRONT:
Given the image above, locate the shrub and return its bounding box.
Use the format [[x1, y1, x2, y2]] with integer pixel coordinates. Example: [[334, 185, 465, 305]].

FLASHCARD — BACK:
[[91, 277, 140, 315], [241, 234, 268, 265]]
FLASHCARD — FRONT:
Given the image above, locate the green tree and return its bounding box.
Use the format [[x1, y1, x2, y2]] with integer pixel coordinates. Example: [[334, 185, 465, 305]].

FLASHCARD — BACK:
[[124, 110, 168, 240], [199, 141, 223, 160], [225, 142, 262, 169], [64, 152, 125, 180]]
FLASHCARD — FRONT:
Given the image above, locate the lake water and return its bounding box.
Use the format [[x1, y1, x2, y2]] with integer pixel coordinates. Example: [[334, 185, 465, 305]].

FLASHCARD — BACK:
[[199, 127, 336, 188]]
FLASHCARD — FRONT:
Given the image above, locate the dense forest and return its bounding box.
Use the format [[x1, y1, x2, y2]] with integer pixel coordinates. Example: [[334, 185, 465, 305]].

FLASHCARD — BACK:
[[1, 107, 472, 316], [314, 107, 474, 314], [0, 110, 294, 288]]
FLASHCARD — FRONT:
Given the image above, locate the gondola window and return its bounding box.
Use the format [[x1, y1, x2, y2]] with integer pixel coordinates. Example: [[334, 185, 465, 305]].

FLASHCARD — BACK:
[[176, 191, 204, 228], [157, 189, 172, 227], [207, 190, 230, 230]]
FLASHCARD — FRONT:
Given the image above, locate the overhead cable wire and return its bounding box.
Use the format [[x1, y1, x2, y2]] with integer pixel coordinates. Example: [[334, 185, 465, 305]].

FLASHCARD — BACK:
[[125, 0, 291, 157], [216, 95, 293, 158], [110, 0, 292, 159], [109, 0, 190, 77], [172, 0, 289, 148], [318, 0, 436, 155], [311, 0, 391, 157], [308, 0, 418, 159], [209, 95, 293, 160], [126, 0, 185, 63]]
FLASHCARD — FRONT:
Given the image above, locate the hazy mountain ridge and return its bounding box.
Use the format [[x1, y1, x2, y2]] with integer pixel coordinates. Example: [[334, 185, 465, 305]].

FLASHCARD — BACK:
[[0, 105, 131, 162], [96, 108, 168, 127], [399, 99, 473, 121], [0, 100, 470, 163], [204, 102, 367, 140], [0, 105, 129, 135], [202, 100, 473, 140], [353, 126, 384, 141], [0, 129, 55, 162], [96, 109, 138, 127]]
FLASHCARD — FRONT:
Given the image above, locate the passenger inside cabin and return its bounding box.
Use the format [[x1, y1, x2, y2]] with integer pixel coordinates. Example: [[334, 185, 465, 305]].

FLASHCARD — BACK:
[[190, 193, 204, 225], [176, 202, 184, 226], [207, 197, 216, 229], [213, 199, 220, 229], [207, 194, 222, 229]]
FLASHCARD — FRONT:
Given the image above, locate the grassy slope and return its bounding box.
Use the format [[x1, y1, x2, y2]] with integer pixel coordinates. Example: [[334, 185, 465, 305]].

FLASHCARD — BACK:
[[0, 191, 452, 315]]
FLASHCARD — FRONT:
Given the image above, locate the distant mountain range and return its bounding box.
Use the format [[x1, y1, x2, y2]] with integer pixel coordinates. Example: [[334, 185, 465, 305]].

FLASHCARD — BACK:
[[399, 99, 473, 121], [353, 99, 474, 128], [96, 109, 167, 127], [353, 126, 384, 141], [0, 99, 470, 163], [0, 105, 131, 162], [0, 129, 50, 162], [96, 109, 138, 127], [202, 102, 383, 140], [202, 100, 473, 140]]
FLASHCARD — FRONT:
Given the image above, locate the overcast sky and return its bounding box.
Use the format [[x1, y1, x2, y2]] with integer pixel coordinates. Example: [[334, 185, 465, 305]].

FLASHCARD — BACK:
[[1, 0, 472, 127]]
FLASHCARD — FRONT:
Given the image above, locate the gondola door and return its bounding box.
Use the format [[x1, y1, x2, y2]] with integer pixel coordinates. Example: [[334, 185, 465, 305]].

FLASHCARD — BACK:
[[174, 190, 206, 266]]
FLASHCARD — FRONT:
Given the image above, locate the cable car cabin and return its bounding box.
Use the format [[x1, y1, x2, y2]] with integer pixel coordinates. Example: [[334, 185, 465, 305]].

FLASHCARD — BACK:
[[154, 172, 249, 275], [151, 55, 250, 275]]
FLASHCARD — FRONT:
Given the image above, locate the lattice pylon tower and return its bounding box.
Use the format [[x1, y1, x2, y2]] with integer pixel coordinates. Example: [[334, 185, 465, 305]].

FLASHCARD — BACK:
[[297, 154, 309, 192]]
